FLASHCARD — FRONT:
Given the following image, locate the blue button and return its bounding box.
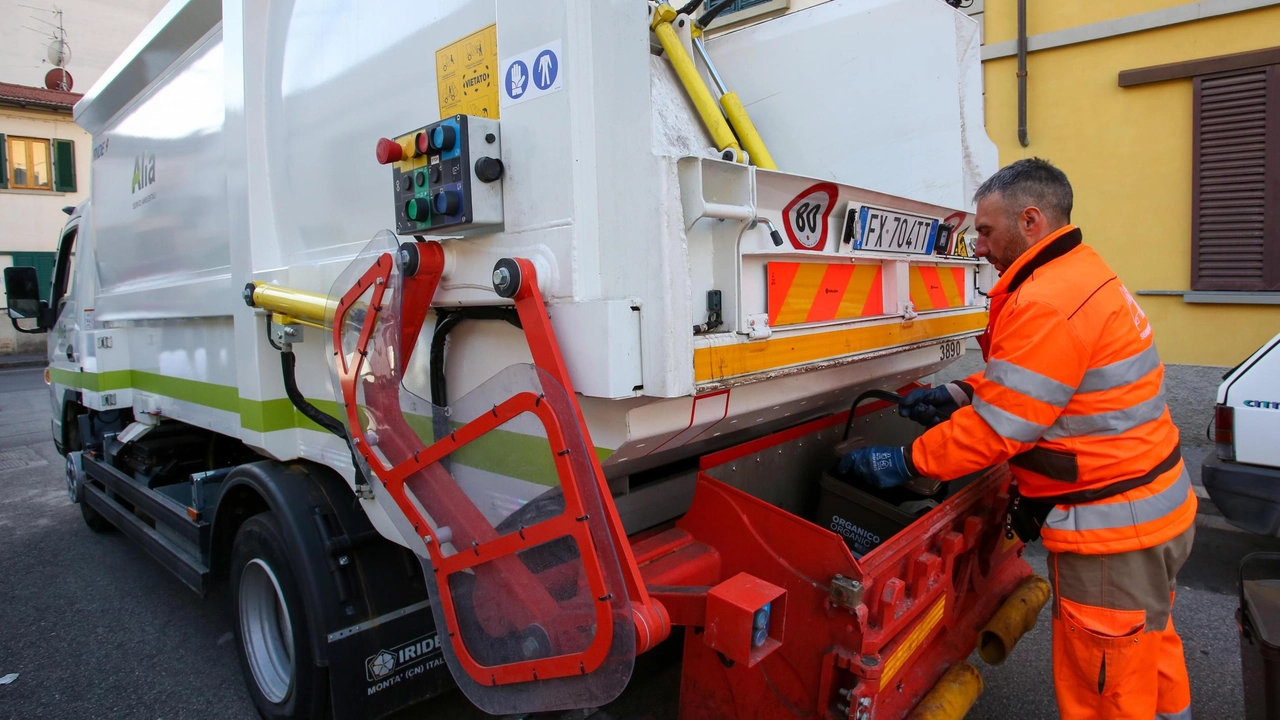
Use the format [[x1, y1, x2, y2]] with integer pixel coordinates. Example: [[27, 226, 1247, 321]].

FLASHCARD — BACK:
[[434, 190, 460, 216]]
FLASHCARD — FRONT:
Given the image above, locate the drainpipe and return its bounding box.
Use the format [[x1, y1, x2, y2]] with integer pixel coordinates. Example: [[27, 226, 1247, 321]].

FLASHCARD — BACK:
[[1017, 0, 1029, 147]]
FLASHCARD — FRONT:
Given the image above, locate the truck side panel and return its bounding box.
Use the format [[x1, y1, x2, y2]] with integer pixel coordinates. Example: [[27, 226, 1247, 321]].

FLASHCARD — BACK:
[[92, 28, 232, 319]]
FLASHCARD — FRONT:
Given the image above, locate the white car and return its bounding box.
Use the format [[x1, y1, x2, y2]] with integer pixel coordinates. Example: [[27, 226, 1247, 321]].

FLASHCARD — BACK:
[[1203, 333, 1280, 535]]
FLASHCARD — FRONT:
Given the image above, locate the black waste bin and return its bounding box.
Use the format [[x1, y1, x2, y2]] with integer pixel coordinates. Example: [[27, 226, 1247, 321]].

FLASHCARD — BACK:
[[1240, 552, 1280, 719]]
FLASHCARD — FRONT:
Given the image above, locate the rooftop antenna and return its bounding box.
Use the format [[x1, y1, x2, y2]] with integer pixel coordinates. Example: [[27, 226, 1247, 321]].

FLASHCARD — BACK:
[[21, 5, 74, 91]]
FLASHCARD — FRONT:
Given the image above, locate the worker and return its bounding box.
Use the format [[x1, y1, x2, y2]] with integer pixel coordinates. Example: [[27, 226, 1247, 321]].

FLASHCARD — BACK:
[[840, 158, 1196, 719]]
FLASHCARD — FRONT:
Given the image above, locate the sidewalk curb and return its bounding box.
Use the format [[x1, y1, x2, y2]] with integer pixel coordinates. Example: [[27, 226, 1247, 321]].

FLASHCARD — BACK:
[[0, 359, 48, 371]]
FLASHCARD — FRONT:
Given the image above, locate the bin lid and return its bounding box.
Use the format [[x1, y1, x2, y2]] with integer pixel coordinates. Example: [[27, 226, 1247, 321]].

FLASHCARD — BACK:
[[1244, 579, 1280, 647]]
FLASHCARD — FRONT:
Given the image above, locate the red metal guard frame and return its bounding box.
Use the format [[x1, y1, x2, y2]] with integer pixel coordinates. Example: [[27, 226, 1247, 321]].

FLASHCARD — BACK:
[[331, 249, 664, 690]]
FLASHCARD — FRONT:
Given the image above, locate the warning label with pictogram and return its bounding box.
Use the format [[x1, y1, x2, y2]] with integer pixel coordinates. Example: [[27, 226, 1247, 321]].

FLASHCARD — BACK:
[[436, 24, 499, 119], [766, 262, 885, 326]]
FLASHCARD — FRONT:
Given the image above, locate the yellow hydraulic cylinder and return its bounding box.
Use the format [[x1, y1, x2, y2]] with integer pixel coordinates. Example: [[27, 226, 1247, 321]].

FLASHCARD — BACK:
[[978, 574, 1052, 665], [907, 662, 984, 720], [720, 91, 776, 170], [652, 6, 743, 161], [247, 281, 338, 329]]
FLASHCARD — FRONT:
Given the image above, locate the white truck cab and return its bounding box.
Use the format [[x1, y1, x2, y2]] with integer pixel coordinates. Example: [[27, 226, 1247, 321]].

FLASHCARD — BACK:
[[1203, 332, 1280, 535]]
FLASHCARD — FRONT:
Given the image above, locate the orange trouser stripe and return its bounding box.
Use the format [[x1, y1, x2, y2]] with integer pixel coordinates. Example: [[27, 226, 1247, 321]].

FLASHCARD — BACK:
[[767, 262, 883, 326]]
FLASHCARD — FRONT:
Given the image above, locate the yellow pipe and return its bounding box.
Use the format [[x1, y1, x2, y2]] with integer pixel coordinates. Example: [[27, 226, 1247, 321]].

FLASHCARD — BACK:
[[907, 662, 984, 720], [270, 312, 327, 331], [720, 91, 776, 170], [249, 282, 338, 329], [978, 574, 1052, 665], [652, 8, 742, 160]]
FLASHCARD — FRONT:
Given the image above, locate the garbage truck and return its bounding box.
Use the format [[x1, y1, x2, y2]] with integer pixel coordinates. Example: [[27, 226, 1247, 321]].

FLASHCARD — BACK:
[[3, 0, 1046, 718]]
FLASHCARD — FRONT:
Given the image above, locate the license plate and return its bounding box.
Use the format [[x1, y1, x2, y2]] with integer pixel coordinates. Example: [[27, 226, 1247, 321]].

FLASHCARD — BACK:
[[849, 206, 939, 255]]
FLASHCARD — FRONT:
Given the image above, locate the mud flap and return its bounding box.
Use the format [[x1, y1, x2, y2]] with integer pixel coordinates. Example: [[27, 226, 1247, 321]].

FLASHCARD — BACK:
[[327, 234, 635, 715], [327, 601, 453, 720]]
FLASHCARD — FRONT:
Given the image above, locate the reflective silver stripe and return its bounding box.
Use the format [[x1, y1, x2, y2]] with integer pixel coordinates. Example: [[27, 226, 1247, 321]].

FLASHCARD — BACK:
[[1077, 344, 1162, 393], [985, 359, 1075, 408], [973, 396, 1049, 444], [943, 383, 972, 408], [1043, 385, 1168, 440], [1044, 468, 1190, 533], [1156, 704, 1193, 720]]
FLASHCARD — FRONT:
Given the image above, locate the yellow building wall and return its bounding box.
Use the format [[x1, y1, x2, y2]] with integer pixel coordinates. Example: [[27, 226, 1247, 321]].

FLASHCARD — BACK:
[[982, 1, 1280, 367]]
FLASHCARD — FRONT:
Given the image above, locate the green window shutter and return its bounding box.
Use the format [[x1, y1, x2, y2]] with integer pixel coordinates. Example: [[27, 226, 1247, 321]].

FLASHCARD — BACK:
[[52, 139, 76, 192], [0, 133, 7, 189], [10, 251, 58, 302]]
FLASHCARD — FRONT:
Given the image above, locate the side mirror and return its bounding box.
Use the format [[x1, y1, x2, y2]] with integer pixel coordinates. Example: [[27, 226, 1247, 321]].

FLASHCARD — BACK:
[[4, 266, 50, 332]]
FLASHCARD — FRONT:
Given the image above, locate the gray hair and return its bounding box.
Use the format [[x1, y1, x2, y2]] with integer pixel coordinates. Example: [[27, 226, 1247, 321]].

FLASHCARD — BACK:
[[974, 157, 1073, 224]]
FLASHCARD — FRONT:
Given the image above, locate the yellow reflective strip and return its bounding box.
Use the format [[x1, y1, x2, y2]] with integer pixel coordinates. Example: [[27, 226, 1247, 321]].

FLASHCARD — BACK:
[[774, 263, 828, 326], [881, 595, 947, 690], [694, 310, 987, 383], [937, 265, 963, 308], [908, 267, 934, 310], [836, 264, 881, 320]]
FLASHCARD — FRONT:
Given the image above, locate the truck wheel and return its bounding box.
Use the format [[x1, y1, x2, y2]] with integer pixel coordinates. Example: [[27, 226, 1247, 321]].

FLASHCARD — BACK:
[[80, 498, 114, 533], [231, 512, 330, 720], [69, 451, 113, 533]]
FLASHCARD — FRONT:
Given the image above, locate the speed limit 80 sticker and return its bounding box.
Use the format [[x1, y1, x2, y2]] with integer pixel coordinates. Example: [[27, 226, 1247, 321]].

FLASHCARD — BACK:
[[782, 182, 838, 252]]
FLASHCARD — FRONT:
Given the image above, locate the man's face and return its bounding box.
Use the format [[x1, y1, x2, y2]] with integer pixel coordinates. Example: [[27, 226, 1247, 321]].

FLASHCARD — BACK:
[[973, 193, 1029, 274]]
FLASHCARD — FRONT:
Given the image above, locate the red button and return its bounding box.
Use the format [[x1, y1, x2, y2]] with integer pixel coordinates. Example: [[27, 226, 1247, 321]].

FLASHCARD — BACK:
[[375, 137, 402, 165]]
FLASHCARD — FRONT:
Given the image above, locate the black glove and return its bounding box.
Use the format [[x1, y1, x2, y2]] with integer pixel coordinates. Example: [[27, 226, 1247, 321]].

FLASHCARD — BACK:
[[836, 446, 915, 489], [898, 382, 972, 427]]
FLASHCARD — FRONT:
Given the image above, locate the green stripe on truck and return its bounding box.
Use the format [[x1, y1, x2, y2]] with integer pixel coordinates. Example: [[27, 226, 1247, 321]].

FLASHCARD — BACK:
[[47, 367, 614, 485]]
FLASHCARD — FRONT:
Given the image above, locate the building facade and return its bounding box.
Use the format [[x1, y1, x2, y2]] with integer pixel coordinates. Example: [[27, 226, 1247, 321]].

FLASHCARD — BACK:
[[979, 0, 1280, 368], [0, 83, 85, 353], [0, 0, 168, 353]]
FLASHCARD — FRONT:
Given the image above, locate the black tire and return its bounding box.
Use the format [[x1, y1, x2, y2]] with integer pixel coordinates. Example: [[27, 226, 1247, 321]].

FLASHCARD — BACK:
[[231, 512, 330, 720], [80, 493, 114, 533]]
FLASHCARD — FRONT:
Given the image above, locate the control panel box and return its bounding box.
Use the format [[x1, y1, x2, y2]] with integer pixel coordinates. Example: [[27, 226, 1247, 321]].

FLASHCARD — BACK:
[[375, 115, 504, 236]]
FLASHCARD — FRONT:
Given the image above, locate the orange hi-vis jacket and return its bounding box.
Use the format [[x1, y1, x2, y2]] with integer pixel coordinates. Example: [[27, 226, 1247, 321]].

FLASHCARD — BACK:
[[910, 225, 1197, 555]]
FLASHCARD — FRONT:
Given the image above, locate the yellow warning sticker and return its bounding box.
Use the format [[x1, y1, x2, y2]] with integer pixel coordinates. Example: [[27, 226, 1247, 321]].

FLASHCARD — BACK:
[[880, 595, 946, 690], [436, 24, 499, 120]]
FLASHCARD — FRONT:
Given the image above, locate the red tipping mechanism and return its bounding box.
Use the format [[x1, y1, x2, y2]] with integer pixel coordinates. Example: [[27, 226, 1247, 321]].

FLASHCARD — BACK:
[[331, 246, 668, 691]]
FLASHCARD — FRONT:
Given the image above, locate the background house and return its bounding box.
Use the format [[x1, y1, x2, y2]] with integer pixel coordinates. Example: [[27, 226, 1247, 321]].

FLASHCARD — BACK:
[[0, 0, 167, 353], [979, 0, 1280, 369]]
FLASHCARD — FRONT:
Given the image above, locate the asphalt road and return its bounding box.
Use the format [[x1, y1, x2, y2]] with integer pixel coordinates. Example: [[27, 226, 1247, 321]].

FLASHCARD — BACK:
[[0, 366, 1276, 720]]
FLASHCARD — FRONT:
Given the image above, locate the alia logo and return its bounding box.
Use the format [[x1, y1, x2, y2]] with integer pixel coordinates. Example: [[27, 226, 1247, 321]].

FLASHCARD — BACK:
[[131, 152, 156, 193]]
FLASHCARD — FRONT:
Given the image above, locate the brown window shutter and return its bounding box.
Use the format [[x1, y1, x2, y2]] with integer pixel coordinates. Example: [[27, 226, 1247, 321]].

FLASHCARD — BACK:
[[1192, 65, 1279, 291]]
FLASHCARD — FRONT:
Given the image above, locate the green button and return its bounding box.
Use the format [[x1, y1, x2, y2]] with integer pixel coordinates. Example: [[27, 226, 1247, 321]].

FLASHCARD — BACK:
[[405, 197, 430, 222]]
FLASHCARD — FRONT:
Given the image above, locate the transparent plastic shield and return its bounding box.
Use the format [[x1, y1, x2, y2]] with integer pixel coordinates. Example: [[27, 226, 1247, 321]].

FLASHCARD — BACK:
[[328, 234, 634, 714]]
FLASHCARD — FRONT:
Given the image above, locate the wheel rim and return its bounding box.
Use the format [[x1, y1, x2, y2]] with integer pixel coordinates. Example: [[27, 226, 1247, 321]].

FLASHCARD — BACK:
[[239, 558, 295, 704], [65, 455, 77, 502]]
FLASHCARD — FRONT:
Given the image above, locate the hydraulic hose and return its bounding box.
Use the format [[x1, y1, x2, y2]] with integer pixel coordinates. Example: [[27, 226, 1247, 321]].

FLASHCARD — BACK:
[[281, 350, 347, 440], [428, 307, 521, 442], [842, 389, 912, 441]]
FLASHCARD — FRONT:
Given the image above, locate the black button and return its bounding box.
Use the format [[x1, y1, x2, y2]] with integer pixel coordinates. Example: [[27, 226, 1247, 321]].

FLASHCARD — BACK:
[[429, 165, 442, 184], [415, 170, 426, 188], [474, 157, 504, 183]]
